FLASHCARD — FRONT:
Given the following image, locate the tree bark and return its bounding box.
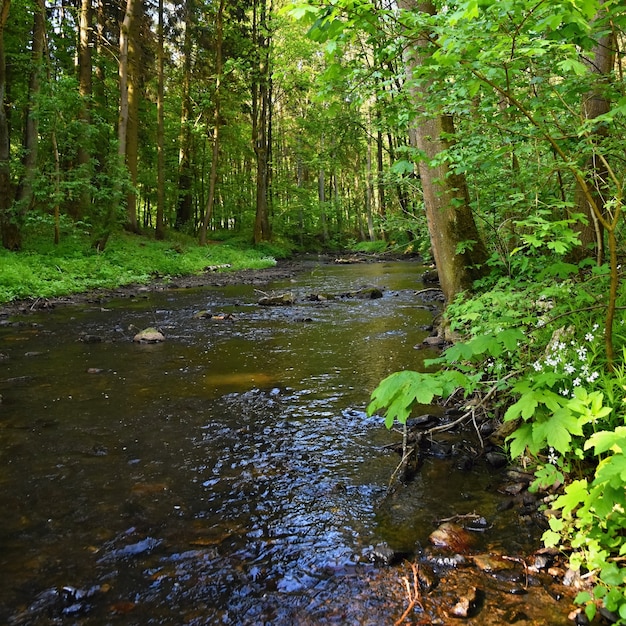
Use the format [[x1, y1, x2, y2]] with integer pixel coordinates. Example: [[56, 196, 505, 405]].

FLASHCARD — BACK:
[[200, 0, 225, 245], [176, 0, 194, 230], [571, 18, 615, 263], [74, 0, 92, 220], [15, 0, 45, 214], [155, 0, 165, 239], [398, 0, 487, 302], [252, 0, 272, 244], [118, 0, 140, 233], [124, 0, 141, 233], [0, 0, 19, 250]]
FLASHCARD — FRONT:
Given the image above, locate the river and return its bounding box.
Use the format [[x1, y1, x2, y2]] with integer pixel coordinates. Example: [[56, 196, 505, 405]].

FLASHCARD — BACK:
[[0, 258, 575, 624]]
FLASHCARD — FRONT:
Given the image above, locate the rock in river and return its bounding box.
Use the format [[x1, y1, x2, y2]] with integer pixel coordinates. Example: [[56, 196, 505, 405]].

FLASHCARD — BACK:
[[133, 327, 165, 343]]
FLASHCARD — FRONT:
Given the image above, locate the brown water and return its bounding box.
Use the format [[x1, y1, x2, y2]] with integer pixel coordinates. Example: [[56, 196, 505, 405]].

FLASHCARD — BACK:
[[0, 260, 572, 625]]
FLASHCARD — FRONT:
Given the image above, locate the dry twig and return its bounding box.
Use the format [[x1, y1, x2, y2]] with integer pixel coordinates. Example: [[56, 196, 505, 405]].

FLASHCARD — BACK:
[[394, 561, 423, 625]]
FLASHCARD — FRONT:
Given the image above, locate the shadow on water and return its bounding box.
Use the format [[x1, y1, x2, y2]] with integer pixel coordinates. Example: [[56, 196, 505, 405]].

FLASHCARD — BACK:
[[0, 259, 574, 624]]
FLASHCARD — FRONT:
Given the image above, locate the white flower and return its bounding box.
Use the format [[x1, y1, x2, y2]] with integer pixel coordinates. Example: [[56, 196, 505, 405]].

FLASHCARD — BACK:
[[564, 363, 575, 374], [533, 361, 543, 372], [573, 377, 581, 387], [560, 388, 570, 397], [585, 332, 594, 342], [547, 447, 559, 465], [587, 372, 599, 383]]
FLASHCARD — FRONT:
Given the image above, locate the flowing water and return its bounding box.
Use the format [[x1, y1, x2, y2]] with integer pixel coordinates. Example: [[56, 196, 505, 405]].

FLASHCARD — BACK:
[[0, 259, 573, 625]]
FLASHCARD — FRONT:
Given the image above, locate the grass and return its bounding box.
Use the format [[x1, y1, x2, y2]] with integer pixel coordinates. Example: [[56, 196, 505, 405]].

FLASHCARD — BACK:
[[0, 228, 283, 304]]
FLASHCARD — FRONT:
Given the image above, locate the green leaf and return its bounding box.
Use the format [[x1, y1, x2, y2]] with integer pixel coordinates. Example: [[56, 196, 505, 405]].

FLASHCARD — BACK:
[[507, 422, 534, 458], [532, 407, 581, 455], [594, 455, 626, 487], [496, 328, 525, 351], [368, 370, 445, 428], [585, 427, 626, 455], [552, 479, 589, 518], [558, 58, 589, 76]]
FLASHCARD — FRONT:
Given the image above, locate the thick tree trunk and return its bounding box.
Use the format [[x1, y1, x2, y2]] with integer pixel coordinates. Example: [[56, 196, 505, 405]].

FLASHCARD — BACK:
[[399, 0, 487, 302], [0, 0, 19, 250], [571, 22, 615, 263]]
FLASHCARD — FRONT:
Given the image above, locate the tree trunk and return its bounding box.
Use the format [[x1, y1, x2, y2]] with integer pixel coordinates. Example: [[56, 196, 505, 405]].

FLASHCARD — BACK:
[[118, 0, 140, 233], [74, 0, 92, 220], [399, 0, 487, 302], [155, 0, 165, 239], [252, 0, 272, 244], [571, 19, 615, 263], [15, 0, 45, 214], [0, 0, 19, 250], [176, 0, 194, 230], [124, 0, 141, 233], [199, 0, 225, 245]]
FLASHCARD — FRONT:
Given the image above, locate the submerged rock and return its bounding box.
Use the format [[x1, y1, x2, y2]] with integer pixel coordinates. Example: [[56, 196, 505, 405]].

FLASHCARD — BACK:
[[429, 522, 474, 554], [258, 292, 295, 306], [340, 287, 383, 299]]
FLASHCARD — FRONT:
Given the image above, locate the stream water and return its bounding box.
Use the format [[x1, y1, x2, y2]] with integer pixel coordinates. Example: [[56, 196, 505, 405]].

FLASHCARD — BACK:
[[0, 259, 575, 624]]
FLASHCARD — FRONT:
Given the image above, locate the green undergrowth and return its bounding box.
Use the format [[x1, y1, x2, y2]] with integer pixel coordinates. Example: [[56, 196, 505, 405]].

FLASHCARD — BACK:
[[0, 228, 281, 304], [368, 214, 626, 623]]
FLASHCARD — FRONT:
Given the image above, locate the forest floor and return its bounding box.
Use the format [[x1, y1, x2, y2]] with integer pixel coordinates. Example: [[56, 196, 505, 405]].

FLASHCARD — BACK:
[[0, 257, 307, 318]]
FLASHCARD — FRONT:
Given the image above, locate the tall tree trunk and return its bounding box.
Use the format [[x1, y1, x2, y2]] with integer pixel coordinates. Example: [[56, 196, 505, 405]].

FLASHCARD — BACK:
[[399, 0, 487, 302], [94, 0, 106, 108], [118, 0, 140, 233], [118, 0, 132, 167], [124, 0, 141, 233], [73, 0, 92, 220], [571, 19, 615, 263], [176, 0, 193, 230], [252, 0, 271, 244], [0, 0, 19, 250], [200, 0, 225, 245], [15, 0, 45, 214], [155, 0, 165, 239], [366, 130, 375, 241]]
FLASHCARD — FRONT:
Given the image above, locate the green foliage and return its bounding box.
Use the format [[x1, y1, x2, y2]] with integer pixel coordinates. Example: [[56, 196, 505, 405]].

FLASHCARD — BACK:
[[368, 369, 474, 428], [349, 240, 388, 253], [0, 230, 277, 304]]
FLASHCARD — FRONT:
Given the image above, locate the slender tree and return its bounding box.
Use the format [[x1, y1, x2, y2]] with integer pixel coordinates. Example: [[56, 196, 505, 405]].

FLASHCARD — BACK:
[[155, 0, 165, 239], [176, 0, 194, 229], [15, 0, 45, 214], [252, 0, 272, 243], [200, 0, 225, 245], [74, 0, 93, 219], [0, 0, 18, 250]]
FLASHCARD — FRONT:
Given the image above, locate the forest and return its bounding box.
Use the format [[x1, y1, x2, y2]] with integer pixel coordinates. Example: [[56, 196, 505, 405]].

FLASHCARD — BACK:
[[2, 0, 626, 621]]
